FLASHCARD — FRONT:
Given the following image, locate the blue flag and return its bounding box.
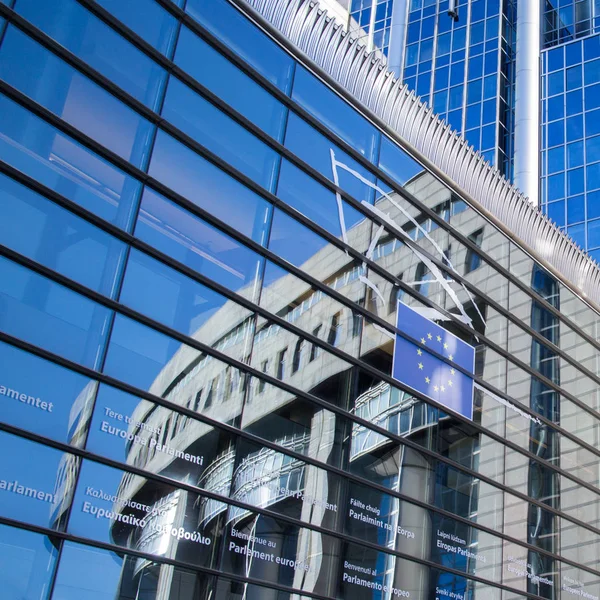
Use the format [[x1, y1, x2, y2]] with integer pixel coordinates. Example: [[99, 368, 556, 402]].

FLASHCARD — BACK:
[[392, 302, 474, 420]]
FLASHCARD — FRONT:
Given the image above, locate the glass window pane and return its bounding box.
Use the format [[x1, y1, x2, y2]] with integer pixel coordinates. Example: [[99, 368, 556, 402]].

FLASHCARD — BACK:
[[291, 66, 380, 161], [284, 112, 377, 204], [86, 384, 235, 483], [68, 460, 224, 566], [102, 313, 251, 424], [148, 130, 272, 243], [0, 94, 142, 230], [52, 540, 214, 600], [0, 26, 155, 168], [161, 76, 280, 192], [134, 189, 263, 299], [0, 173, 126, 297], [174, 26, 288, 140], [0, 431, 78, 529], [276, 158, 365, 237], [0, 341, 97, 445], [0, 524, 59, 600], [184, 0, 295, 92], [13, 0, 167, 109], [119, 248, 252, 339], [94, 0, 178, 56], [0, 256, 111, 368]]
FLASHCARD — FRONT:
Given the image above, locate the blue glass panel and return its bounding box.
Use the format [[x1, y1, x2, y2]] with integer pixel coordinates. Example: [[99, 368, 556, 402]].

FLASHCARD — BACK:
[[135, 189, 263, 298], [584, 34, 600, 61], [406, 43, 419, 66], [587, 162, 600, 190], [378, 135, 423, 189], [184, 0, 295, 92], [0, 95, 142, 230], [449, 85, 463, 110], [467, 79, 482, 104], [14, 0, 167, 110], [450, 61, 465, 86], [468, 54, 483, 80], [566, 65, 582, 92], [585, 58, 600, 86], [566, 89, 583, 116], [568, 222, 585, 247], [284, 112, 376, 204], [482, 99, 496, 124], [102, 314, 226, 392], [567, 194, 585, 224], [0, 341, 96, 445], [470, 21, 484, 45], [547, 200, 565, 225], [0, 256, 110, 367], [437, 32, 451, 56], [162, 77, 280, 193], [416, 73, 431, 97], [94, 0, 178, 56], [148, 130, 272, 243], [588, 217, 600, 247], [434, 66, 449, 90], [485, 16, 499, 40], [547, 47, 564, 72], [585, 82, 600, 109], [566, 114, 584, 141], [174, 26, 287, 141], [585, 107, 600, 137], [433, 90, 448, 113], [0, 173, 125, 297], [566, 40, 582, 66], [484, 51, 498, 76], [547, 120, 565, 147], [277, 159, 364, 237], [0, 431, 76, 529], [568, 167, 585, 195], [548, 172, 565, 201], [586, 135, 600, 163], [483, 74, 497, 100], [548, 95, 565, 121], [548, 71, 565, 95], [447, 109, 462, 131], [452, 27, 466, 50], [0, 26, 155, 168], [480, 124, 495, 150], [548, 147, 565, 173], [587, 189, 600, 218], [420, 38, 433, 61], [291, 66, 380, 161], [567, 140, 584, 168], [121, 248, 248, 338], [466, 104, 481, 129], [0, 524, 58, 600]]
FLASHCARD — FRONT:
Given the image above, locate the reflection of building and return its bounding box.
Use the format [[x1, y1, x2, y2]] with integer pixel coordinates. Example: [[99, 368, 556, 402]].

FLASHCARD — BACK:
[[3, 0, 600, 599]]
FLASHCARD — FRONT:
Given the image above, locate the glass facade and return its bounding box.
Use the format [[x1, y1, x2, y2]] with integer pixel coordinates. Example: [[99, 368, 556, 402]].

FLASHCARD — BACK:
[[1, 0, 600, 599]]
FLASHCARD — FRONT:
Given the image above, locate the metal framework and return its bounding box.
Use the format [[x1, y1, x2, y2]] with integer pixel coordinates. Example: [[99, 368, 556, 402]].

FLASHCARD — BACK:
[[240, 0, 600, 309]]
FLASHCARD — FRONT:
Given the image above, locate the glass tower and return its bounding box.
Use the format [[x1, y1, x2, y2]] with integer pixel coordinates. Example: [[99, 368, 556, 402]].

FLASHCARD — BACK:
[[346, 0, 600, 260]]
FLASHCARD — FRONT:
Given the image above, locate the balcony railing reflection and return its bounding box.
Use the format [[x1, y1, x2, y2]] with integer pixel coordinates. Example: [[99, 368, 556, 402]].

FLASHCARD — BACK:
[[198, 432, 311, 526]]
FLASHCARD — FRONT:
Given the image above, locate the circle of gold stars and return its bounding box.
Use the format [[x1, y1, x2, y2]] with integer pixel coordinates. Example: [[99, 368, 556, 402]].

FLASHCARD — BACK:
[[418, 332, 457, 391]]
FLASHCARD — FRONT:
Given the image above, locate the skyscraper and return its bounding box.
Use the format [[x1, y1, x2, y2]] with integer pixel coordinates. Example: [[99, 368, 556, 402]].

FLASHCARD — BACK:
[[341, 0, 600, 261]]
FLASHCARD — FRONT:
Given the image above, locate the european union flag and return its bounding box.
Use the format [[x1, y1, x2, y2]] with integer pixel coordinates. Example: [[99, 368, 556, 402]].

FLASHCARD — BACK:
[[392, 301, 474, 420]]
